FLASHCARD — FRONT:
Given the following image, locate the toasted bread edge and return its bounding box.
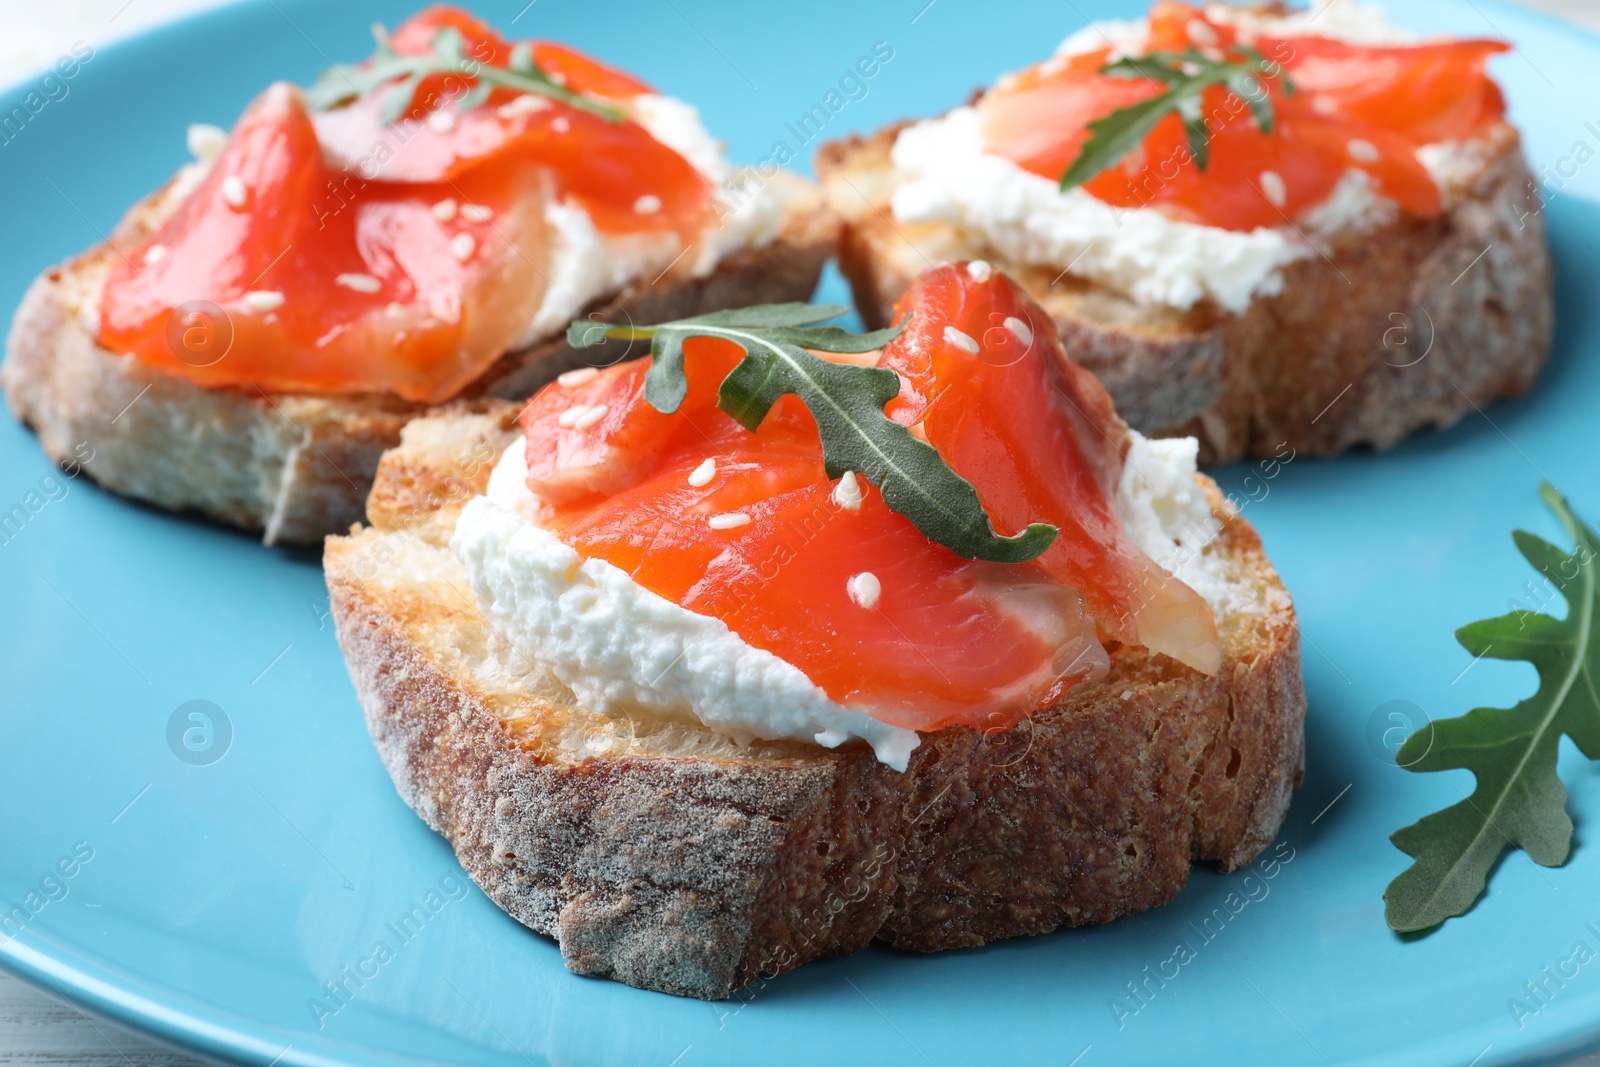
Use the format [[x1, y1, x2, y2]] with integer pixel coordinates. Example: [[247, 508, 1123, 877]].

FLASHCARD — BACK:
[[815, 120, 1553, 465], [2, 173, 837, 545], [324, 404, 1307, 999]]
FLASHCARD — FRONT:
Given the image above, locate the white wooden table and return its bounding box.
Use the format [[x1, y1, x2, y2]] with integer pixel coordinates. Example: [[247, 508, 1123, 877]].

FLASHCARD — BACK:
[[1, 0, 1597, 1063]]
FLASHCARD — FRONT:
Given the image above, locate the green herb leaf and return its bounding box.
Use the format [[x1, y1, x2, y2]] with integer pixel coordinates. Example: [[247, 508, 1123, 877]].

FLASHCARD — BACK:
[[306, 23, 624, 124], [1060, 47, 1292, 192], [568, 305, 1060, 564], [376, 71, 423, 125], [567, 304, 879, 414], [1227, 71, 1273, 135], [1384, 485, 1600, 933], [509, 41, 535, 76]]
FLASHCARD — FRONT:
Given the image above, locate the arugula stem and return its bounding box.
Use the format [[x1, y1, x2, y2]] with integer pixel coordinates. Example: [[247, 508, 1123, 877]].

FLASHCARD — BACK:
[[308, 24, 624, 125]]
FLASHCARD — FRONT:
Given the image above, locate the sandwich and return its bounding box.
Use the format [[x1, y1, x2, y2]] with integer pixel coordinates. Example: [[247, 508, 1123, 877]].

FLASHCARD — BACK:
[[324, 260, 1307, 999], [816, 0, 1551, 464], [3, 5, 835, 544]]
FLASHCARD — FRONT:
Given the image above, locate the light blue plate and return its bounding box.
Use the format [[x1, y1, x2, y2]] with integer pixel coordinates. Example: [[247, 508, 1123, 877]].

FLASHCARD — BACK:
[[3, 0, 1599, 1064]]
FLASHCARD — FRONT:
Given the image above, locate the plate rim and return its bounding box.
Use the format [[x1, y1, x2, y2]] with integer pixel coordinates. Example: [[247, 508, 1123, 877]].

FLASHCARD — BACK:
[[4, 0, 1600, 1064]]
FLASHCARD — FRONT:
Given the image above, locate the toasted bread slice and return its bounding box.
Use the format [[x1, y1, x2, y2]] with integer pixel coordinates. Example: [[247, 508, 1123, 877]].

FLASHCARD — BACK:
[[816, 119, 1552, 465], [323, 403, 1306, 1000], [2, 171, 836, 545]]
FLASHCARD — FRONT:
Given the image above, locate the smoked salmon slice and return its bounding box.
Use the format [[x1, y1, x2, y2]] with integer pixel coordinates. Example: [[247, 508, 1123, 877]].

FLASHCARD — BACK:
[[979, 0, 1508, 231], [98, 6, 709, 403], [99, 83, 551, 404], [879, 264, 1220, 674], [514, 264, 1221, 734]]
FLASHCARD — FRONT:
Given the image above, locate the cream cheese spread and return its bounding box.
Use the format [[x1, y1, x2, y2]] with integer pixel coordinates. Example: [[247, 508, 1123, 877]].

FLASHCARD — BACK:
[[889, 0, 1479, 314], [513, 93, 784, 348], [451, 431, 1222, 770]]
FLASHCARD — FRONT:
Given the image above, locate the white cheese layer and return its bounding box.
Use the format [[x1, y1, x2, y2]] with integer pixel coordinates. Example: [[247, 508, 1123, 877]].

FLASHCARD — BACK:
[[1115, 433, 1237, 615], [513, 93, 783, 349], [517, 202, 679, 345], [891, 107, 1300, 314], [890, 1, 1475, 314], [451, 432, 1220, 770], [453, 446, 922, 770], [628, 93, 733, 183]]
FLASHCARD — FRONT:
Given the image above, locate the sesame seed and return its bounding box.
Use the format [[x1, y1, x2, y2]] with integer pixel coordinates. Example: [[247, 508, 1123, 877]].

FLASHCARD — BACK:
[[634, 194, 663, 215], [1259, 170, 1287, 209], [558, 367, 600, 387], [426, 109, 457, 133], [551, 116, 572, 134], [221, 175, 248, 209], [451, 232, 477, 262], [908, 421, 930, 443], [708, 512, 751, 530], [688, 458, 717, 487], [460, 203, 493, 222], [432, 198, 458, 222], [497, 95, 549, 120], [1311, 95, 1338, 116], [186, 123, 227, 163], [966, 260, 992, 282], [1004, 315, 1033, 347], [1347, 138, 1380, 163], [142, 244, 167, 265], [943, 325, 979, 355], [548, 71, 568, 86], [385, 302, 408, 318], [847, 572, 881, 611], [557, 404, 589, 428], [833, 470, 863, 511], [335, 272, 381, 293], [244, 290, 284, 311], [572, 403, 609, 431], [1187, 18, 1219, 47]]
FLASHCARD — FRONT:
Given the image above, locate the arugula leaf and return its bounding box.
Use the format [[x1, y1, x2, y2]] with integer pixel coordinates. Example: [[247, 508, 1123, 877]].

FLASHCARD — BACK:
[[1385, 485, 1600, 933], [568, 306, 1059, 564], [307, 23, 623, 124], [1060, 47, 1291, 192]]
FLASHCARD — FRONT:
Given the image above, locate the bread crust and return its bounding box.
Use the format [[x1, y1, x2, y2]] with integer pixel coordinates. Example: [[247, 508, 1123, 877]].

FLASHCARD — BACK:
[[816, 120, 1553, 465], [324, 404, 1306, 999], [2, 175, 836, 545]]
